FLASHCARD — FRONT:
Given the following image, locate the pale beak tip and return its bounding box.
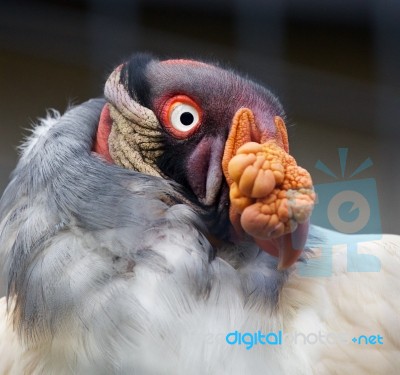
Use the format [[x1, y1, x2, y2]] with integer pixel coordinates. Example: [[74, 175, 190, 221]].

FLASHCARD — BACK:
[[277, 259, 292, 271], [277, 239, 304, 271]]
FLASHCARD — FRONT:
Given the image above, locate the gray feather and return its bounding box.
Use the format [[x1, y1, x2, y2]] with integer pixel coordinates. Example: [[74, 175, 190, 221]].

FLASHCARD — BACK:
[[0, 100, 208, 336], [0, 99, 291, 374]]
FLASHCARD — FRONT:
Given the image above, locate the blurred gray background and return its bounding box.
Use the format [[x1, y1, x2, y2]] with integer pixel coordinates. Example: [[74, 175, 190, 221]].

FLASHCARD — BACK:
[[1, 0, 399, 234]]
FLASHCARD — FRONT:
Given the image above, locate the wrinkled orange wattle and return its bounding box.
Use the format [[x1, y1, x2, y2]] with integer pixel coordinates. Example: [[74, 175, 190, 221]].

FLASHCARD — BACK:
[[222, 108, 315, 270]]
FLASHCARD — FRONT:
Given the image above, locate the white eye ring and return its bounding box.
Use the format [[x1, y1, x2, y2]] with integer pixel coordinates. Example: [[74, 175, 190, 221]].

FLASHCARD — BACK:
[[169, 103, 200, 132]]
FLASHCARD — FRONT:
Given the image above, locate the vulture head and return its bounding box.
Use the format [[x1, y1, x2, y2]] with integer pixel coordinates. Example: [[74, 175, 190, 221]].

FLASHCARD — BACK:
[[94, 53, 314, 269]]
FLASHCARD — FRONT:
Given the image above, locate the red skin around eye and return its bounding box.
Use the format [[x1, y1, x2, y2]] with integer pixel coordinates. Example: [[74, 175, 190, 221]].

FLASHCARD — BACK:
[[160, 95, 203, 139]]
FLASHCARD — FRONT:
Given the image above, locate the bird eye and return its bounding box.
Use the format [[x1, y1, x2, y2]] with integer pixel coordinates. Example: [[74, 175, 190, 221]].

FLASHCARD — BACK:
[[170, 103, 199, 130], [161, 95, 202, 139]]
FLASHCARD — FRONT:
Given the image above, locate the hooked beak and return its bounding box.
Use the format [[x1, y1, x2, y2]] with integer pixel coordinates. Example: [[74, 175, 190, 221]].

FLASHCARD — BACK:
[[222, 108, 314, 270]]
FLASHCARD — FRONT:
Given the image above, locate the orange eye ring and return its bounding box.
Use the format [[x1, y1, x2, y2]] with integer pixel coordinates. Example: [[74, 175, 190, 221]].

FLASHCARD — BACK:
[[160, 95, 202, 139]]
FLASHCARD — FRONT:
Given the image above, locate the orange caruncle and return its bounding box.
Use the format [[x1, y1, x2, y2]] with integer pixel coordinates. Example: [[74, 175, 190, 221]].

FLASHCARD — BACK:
[[228, 141, 315, 240]]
